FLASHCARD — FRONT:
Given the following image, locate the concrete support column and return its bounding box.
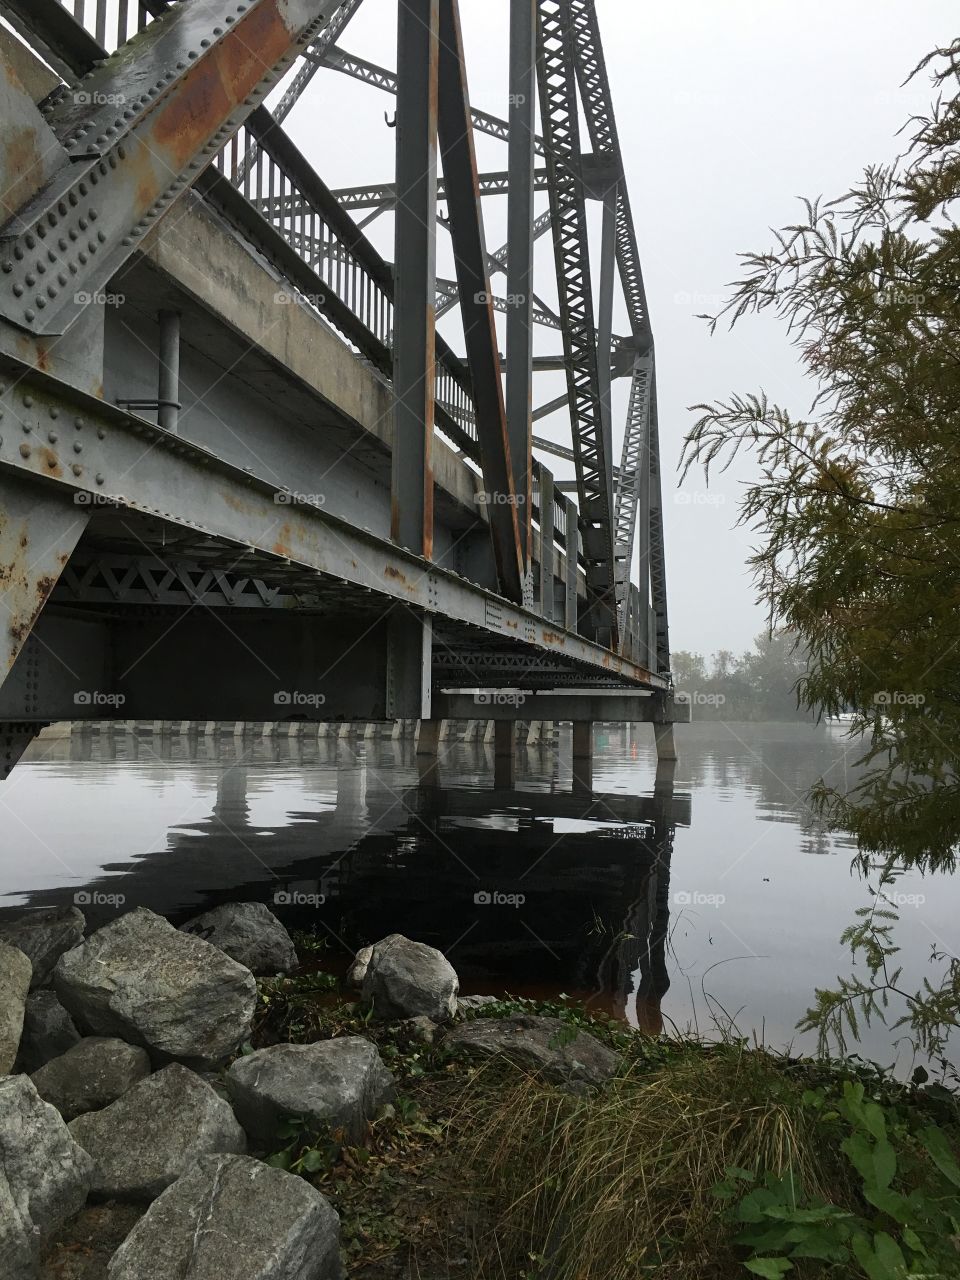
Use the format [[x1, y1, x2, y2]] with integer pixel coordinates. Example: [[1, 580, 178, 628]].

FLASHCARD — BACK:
[[654, 722, 678, 762], [572, 719, 593, 793], [493, 720, 515, 788], [417, 718, 442, 757]]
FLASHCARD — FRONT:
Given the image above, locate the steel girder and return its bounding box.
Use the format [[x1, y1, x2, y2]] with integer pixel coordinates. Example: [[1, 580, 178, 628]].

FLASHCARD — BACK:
[[0, 353, 666, 690], [325, 170, 553, 212], [0, 0, 332, 336], [614, 356, 652, 642], [565, 0, 669, 667], [536, 0, 618, 648]]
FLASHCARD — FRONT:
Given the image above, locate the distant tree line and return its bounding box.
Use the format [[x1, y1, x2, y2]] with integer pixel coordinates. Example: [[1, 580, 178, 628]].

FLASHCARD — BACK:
[[671, 632, 813, 722]]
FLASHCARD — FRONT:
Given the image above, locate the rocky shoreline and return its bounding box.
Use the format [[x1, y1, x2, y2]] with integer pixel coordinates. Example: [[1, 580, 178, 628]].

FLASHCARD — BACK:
[[0, 903, 619, 1279]]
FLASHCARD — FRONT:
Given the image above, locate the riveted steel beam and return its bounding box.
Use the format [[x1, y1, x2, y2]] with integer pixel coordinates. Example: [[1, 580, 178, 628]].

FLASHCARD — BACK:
[[0, 354, 666, 690], [0, 0, 331, 336], [535, 0, 617, 649], [437, 0, 523, 603]]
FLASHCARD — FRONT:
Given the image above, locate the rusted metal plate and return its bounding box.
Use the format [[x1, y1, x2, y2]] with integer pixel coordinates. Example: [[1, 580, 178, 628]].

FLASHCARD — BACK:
[[0, 474, 89, 680], [0, 354, 666, 690], [0, 45, 67, 232], [0, 0, 330, 335]]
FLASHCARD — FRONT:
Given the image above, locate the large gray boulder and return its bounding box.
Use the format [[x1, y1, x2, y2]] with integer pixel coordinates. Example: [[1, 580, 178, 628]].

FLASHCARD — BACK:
[[361, 934, 458, 1022], [180, 901, 298, 975], [53, 908, 257, 1066], [15, 989, 81, 1073], [0, 906, 85, 989], [0, 1075, 94, 1280], [107, 1153, 344, 1280], [0, 940, 31, 1074], [444, 1014, 620, 1091], [225, 1037, 395, 1148], [31, 1037, 151, 1122], [69, 1063, 246, 1202]]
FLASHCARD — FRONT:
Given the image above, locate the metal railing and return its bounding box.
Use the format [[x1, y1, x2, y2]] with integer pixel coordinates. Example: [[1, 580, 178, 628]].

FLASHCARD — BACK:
[[56, 0, 166, 51]]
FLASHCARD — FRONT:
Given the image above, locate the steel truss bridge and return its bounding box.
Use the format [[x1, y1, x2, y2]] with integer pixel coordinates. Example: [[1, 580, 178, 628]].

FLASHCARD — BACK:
[[0, 0, 684, 779]]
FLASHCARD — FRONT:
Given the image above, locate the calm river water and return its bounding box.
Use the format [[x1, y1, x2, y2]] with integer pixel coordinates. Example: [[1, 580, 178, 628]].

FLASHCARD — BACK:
[[1, 722, 956, 1072]]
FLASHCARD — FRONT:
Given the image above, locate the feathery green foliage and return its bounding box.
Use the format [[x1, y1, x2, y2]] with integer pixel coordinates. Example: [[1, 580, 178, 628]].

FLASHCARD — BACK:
[[681, 41, 960, 1057]]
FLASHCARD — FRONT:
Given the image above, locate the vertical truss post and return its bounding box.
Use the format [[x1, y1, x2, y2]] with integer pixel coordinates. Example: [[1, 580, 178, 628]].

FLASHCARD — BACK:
[[506, 0, 537, 578], [564, 496, 579, 632], [647, 372, 671, 674], [597, 182, 618, 510], [614, 354, 652, 644], [535, 0, 618, 649], [538, 465, 555, 620], [392, 0, 439, 558], [437, 0, 523, 603]]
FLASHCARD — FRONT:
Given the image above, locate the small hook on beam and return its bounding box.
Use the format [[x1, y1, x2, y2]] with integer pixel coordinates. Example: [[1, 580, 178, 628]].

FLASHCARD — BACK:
[[385, 111, 397, 128]]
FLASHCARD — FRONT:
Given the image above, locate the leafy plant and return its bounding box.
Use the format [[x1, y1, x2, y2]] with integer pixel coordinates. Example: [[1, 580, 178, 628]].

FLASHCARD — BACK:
[[265, 1113, 340, 1177], [715, 1081, 960, 1278]]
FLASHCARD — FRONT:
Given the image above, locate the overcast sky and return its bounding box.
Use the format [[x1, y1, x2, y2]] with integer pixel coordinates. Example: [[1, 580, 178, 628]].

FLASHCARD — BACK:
[[281, 0, 958, 658]]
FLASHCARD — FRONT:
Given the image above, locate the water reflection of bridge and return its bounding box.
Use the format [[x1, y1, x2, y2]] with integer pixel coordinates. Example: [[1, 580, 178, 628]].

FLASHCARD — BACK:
[[13, 734, 688, 1026]]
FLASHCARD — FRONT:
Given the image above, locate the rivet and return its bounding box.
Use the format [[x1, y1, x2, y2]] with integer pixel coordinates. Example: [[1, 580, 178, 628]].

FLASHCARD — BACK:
[[14, 246, 23, 260], [89, 210, 98, 222], [22, 395, 32, 407], [19, 443, 30, 458], [25, 274, 36, 287], [49, 407, 58, 419], [97, 428, 105, 439], [79, 218, 88, 231], [46, 454, 57, 468], [48, 431, 58, 443], [97, 231, 106, 243], [37, 262, 46, 275], [71, 463, 82, 476], [37, 297, 46, 309], [73, 441, 82, 454], [12, 284, 23, 297], [95, 473, 104, 485], [25, 234, 35, 249], [75, 417, 85, 428], [21, 422, 30, 434], [24, 308, 35, 322]]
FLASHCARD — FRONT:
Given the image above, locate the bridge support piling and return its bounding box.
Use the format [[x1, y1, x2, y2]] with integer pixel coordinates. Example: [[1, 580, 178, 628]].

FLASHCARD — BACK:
[[653, 722, 678, 763], [158, 310, 181, 434], [572, 720, 593, 794], [493, 720, 515, 788], [416, 718, 442, 757]]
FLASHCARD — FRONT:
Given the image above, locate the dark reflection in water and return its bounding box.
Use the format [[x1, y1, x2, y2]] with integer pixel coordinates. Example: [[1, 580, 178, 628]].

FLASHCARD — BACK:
[[1, 723, 956, 1067]]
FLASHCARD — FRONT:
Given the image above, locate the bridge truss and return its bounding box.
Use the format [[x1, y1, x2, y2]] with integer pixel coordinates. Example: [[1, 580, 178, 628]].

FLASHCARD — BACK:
[[0, 0, 679, 772]]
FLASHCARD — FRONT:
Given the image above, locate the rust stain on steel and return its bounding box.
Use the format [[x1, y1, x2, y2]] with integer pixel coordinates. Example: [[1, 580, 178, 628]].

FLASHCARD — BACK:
[[383, 566, 408, 585], [150, 1, 296, 178], [541, 631, 566, 647], [39, 448, 61, 476]]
